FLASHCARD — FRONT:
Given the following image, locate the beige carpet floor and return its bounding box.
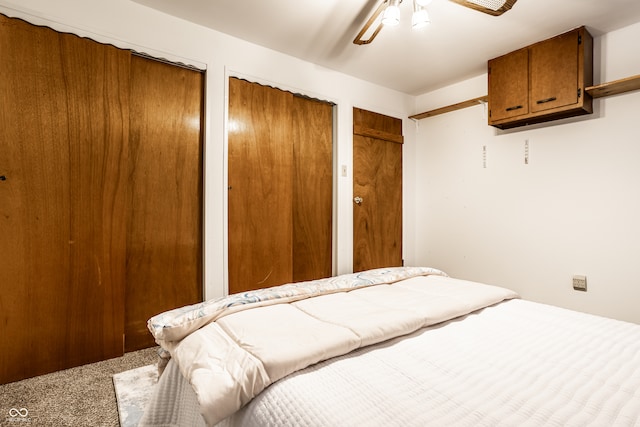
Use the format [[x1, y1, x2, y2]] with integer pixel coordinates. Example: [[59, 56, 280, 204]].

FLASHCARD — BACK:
[[0, 347, 158, 427]]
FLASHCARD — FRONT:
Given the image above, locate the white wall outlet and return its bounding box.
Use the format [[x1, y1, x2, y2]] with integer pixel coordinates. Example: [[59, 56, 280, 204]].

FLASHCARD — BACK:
[[341, 165, 347, 177], [573, 275, 587, 291]]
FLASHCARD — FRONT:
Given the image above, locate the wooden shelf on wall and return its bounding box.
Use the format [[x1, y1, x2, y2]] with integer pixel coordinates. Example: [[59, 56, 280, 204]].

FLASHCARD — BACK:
[[409, 74, 640, 121], [409, 96, 487, 120], [586, 74, 640, 98]]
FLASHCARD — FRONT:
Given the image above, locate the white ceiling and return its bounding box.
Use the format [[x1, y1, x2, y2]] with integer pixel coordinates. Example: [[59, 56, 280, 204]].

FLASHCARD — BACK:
[[132, 0, 640, 95]]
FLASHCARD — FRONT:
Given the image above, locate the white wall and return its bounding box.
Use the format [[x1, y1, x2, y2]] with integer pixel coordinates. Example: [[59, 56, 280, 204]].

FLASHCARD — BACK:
[[412, 22, 640, 324], [0, 0, 416, 300]]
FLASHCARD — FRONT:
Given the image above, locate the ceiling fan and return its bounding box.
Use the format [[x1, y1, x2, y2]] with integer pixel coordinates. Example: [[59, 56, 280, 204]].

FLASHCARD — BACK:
[[353, 0, 518, 45]]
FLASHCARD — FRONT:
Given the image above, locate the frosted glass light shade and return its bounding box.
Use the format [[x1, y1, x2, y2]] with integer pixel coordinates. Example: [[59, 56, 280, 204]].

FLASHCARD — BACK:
[[382, 4, 401, 26], [412, 9, 430, 29]]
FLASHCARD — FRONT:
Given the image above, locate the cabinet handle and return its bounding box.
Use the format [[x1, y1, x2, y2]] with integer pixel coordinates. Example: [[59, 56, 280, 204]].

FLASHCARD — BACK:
[[536, 97, 557, 104], [505, 105, 523, 111], [0, 175, 6, 181]]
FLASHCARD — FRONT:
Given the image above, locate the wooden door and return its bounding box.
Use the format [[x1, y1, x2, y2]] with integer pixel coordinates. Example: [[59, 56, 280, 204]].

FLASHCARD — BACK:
[[292, 96, 333, 282], [0, 15, 129, 383], [228, 78, 333, 294], [125, 56, 204, 351], [488, 47, 529, 123], [352, 108, 403, 273], [228, 78, 294, 293], [530, 30, 580, 113]]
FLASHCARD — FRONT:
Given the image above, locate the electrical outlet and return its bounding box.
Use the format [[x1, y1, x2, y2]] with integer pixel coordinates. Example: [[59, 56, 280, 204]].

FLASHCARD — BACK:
[[572, 275, 587, 291]]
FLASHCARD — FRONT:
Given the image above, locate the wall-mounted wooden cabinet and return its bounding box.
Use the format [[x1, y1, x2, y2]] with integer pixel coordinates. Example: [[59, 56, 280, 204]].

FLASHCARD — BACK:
[[488, 26, 593, 129]]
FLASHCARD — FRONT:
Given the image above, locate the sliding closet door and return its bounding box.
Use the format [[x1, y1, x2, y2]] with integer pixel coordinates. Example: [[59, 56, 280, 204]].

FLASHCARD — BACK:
[[228, 78, 294, 293], [0, 15, 129, 383], [292, 96, 333, 282], [125, 56, 204, 351], [228, 78, 333, 294]]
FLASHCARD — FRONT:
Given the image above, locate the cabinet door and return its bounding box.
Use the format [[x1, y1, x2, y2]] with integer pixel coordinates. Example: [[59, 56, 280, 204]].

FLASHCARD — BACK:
[[488, 48, 529, 123], [530, 30, 580, 113]]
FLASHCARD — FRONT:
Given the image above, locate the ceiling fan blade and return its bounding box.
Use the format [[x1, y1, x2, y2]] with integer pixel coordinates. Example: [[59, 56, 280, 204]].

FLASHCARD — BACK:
[[449, 0, 518, 16]]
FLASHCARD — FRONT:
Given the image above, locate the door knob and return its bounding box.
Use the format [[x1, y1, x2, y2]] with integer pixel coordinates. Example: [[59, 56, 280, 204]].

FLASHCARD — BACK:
[[354, 196, 363, 205]]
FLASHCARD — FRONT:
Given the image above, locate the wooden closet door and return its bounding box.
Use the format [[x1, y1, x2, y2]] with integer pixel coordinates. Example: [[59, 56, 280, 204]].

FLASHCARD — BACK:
[[228, 79, 334, 293], [292, 96, 333, 282], [228, 78, 294, 293], [353, 108, 403, 272], [0, 15, 129, 383], [125, 56, 204, 351]]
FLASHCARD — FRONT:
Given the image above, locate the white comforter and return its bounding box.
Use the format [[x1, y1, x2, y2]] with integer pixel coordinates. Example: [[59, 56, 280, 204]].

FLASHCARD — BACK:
[[145, 267, 518, 426], [224, 298, 640, 427]]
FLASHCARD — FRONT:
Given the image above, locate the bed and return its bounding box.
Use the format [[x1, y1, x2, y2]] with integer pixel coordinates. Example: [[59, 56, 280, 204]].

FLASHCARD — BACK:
[[139, 267, 640, 427]]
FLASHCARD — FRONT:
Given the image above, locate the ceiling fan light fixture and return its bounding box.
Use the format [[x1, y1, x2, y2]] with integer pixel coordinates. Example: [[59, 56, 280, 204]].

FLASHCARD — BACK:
[[450, 0, 518, 16]]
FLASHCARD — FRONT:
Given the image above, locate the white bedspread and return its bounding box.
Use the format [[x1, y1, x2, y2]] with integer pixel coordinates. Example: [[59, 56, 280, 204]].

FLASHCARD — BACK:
[[226, 298, 640, 427], [143, 268, 518, 426], [142, 296, 640, 427]]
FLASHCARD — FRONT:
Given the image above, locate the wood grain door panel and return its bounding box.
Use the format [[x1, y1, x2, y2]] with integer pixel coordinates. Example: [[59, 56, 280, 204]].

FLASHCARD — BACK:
[[228, 78, 334, 293], [530, 31, 579, 112], [125, 56, 204, 352], [65, 33, 130, 363], [354, 107, 403, 136], [488, 48, 529, 122], [0, 15, 129, 383], [228, 78, 294, 294], [353, 108, 403, 273], [292, 96, 333, 282]]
